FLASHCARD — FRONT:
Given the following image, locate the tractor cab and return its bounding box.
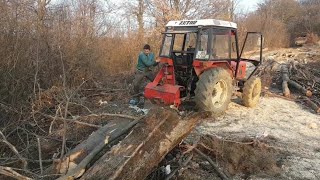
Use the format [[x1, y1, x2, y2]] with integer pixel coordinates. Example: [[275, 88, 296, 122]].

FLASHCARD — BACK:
[[160, 22, 236, 67], [145, 19, 263, 115]]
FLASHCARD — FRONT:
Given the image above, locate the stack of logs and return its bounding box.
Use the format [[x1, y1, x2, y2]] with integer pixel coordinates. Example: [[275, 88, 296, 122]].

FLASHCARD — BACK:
[[281, 63, 320, 113]]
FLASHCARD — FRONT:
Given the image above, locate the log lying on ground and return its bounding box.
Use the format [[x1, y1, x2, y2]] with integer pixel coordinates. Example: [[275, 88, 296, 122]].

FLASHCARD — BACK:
[[288, 80, 312, 97], [281, 64, 312, 97], [281, 65, 290, 97], [79, 109, 202, 180], [53, 118, 139, 176]]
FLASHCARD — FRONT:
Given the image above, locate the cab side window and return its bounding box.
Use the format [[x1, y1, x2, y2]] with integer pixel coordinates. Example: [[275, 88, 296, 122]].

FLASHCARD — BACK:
[[196, 30, 209, 60], [160, 34, 172, 57], [212, 29, 230, 59]]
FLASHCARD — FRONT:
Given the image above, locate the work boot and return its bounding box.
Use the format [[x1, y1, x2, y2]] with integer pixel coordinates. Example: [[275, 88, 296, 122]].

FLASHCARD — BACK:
[[129, 97, 140, 105]]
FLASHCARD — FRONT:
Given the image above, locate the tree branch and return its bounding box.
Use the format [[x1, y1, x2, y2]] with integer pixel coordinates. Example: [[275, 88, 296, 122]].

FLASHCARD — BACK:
[[0, 166, 32, 180], [0, 131, 27, 169], [194, 148, 228, 180]]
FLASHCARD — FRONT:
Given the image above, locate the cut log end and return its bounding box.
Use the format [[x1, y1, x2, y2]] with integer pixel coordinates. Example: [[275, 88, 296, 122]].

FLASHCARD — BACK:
[[282, 82, 290, 97], [306, 90, 313, 97], [283, 92, 290, 97]]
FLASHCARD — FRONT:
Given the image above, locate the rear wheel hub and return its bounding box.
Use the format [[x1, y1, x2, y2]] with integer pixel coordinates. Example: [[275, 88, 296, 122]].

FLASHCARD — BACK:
[[211, 80, 228, 108]]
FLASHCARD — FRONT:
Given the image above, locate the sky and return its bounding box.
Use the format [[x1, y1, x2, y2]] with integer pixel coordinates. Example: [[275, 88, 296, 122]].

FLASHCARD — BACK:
[[237, 0, 263, 12]]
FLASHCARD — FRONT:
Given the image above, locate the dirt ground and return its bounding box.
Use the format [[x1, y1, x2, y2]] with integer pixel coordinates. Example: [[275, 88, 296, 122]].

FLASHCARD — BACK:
[[193, 96, 320, 179]]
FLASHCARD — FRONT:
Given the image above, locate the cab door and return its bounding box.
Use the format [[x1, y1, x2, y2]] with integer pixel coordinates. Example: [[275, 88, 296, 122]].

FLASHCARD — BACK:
[[239, 32, 263, 79]]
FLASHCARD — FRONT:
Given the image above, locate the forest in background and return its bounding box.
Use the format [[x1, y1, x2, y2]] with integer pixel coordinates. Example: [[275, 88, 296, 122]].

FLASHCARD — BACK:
[[0, 0, 319, 143]]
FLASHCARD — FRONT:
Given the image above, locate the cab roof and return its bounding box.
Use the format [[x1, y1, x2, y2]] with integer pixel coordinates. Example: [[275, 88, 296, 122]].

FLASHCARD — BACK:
[[166, 19, 237, 29]]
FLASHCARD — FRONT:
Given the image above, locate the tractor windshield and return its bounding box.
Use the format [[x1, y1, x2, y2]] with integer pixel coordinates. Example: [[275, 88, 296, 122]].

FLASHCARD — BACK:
[[160, 31, 197, 57], [212, 29, 237, 59], [196, 29, 237, 60], [160, 28, 237, 61]]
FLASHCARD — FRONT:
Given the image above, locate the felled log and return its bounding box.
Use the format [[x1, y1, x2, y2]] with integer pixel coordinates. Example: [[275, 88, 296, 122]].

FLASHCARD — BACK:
[[281, 65, 290, 97], [80, 109, 202, 180], [288, 80, 313, 97], [281, 64, 312, 97], [53, 118, 138, 177]]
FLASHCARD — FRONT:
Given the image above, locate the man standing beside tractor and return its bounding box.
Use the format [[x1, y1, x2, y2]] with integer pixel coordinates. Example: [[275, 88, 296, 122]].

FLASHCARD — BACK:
[[130, 44, 159, 105]]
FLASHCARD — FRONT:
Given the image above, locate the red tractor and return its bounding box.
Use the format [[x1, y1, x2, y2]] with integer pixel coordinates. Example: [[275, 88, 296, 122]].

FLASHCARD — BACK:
[[144, 19, 263, 115]]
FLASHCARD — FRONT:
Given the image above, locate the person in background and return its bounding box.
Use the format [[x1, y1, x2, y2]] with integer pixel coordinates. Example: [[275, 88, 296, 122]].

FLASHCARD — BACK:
[[130, 44, 159, 105]]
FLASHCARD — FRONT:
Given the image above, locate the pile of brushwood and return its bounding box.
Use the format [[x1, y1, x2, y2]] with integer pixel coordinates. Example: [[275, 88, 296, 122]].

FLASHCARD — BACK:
[[256, 47, 320, 114], [0, 86, 205, 180], [280, 58, 320, 113]]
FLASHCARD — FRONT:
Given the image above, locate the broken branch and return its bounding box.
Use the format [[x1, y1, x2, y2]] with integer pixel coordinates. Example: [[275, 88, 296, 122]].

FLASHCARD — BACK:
[[0, 131, 27, 169], [44, 114, 102, 128], [194, 148, 228, 180], [0, 166, 32, 180], [165, 153, 193, 180], [87, 113, 139, 120], [44, 112, 139, 128], [37, 137, 43, 175]]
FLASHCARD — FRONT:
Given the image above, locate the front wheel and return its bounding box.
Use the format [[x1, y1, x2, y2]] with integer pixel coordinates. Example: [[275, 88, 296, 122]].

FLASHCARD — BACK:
[[242, 76, 261, 107], [195, 68, 232, 116]]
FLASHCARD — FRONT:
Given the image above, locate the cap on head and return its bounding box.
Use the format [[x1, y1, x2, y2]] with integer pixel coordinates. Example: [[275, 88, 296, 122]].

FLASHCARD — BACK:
[[143, 44, 151, 50]]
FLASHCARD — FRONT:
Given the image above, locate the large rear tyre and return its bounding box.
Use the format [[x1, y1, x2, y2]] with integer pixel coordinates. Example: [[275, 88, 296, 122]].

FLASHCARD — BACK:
[[195, 68, 232, 116], [242, 76, 261, 107]]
